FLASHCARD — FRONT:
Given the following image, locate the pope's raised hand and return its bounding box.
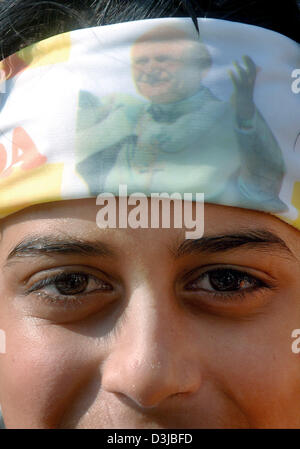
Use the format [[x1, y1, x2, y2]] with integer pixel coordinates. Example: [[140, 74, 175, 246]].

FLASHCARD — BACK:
[[229, 55, 257, 123]]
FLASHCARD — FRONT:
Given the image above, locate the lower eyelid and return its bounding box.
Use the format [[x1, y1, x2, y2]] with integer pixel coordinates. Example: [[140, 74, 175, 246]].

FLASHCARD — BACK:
[[27, 281, 116, 309], [184, 287, 270, 313]]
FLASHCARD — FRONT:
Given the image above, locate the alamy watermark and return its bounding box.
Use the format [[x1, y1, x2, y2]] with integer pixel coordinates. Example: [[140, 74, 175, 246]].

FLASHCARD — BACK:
[[0, 329, 5, 354], [291, 329, 300, 354], [291, 69, 300, 94], [96, 185, 204, 239], [0, 69, 6, 94]]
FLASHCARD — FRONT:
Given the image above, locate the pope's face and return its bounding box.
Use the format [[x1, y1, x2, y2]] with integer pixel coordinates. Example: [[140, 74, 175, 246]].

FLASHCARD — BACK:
[[1, 199, 300, 428], [131, 40, 205, 104]]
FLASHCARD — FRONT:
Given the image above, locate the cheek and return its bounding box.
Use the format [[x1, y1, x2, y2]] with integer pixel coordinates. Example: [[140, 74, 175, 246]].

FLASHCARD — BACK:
[[219, 343, 300, 427], [0, 319, 101, 428], [205, 294, 300, 426]]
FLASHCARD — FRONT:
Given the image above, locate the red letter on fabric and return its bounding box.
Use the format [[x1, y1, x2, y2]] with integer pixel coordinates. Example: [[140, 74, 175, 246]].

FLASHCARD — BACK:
[[0, 127, 47, 178], [11, 127, 47, 169]]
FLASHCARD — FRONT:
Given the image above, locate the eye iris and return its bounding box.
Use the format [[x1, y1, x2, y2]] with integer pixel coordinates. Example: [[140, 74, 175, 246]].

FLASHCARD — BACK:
[[55, 273, 88, 295], [209, 269, 253, 291]]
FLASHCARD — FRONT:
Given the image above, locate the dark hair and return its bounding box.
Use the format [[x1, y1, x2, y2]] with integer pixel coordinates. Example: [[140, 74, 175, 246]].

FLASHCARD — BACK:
[[0, 0, 299, 60]]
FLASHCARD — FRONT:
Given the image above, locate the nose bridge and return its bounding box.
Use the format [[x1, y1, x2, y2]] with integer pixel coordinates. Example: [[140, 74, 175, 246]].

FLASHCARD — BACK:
[[101, 284, 201, 408], [124, 285, 178, 367], [144, 55, 160, 73]]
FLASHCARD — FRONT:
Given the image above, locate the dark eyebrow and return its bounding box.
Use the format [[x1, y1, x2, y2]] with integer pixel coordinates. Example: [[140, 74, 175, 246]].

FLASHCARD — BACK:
[[5, 235, 116, 267], [174, 229, 294, 259], [4, 229, 295, 268]]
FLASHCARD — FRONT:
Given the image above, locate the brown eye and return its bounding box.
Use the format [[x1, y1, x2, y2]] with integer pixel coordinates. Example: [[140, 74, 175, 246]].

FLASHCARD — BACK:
[[185, 268, 263, 292], [27, 271, 113, 299], [54, 273, 89, 295]]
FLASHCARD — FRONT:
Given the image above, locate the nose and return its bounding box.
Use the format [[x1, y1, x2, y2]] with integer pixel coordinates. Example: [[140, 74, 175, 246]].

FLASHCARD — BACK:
[[142, 58, 161, 75], [101, 286, 201, 409]]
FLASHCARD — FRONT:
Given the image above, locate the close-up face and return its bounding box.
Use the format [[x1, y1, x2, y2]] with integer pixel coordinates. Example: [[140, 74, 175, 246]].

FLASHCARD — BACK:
[[0, 0, 299, 431], [1, 198, 300, 428], [131, 37, 208, 104]]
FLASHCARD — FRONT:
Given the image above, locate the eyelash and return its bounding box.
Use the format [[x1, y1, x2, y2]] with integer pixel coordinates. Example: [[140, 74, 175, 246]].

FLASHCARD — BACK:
[[25, 266, 270, 309], [183, 267, 270, 302], [25, 271, 113, 306]]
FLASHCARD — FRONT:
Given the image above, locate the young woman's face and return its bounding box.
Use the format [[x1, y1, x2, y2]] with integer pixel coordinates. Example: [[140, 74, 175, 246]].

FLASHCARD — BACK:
[[0, 198, 300, 429]]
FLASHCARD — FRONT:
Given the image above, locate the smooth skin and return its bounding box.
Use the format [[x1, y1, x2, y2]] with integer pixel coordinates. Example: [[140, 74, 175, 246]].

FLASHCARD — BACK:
[[0, 198, 300, 428]]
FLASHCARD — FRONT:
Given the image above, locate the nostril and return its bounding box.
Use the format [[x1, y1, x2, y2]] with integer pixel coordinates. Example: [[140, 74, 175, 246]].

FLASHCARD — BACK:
[[113, 391, 158, 410], [113, 388, 193, 411]]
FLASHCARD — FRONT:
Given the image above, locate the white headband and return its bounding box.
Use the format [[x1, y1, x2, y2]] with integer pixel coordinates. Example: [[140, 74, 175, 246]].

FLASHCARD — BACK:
[[0, 17, 299, 229]]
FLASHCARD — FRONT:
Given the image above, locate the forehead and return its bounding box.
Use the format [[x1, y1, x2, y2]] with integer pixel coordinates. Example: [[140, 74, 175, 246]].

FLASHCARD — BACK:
[[0, 198, 299, 247], [131, 39, 187, 60]]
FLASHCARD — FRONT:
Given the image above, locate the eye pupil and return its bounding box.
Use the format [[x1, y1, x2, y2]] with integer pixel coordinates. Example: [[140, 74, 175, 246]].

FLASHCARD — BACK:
[[209, 269, 252, 291], [55, 273, 88, 295]]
